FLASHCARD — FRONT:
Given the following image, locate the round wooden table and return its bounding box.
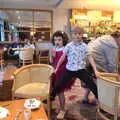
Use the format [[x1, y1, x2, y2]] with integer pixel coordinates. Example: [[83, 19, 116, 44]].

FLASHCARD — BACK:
[[0, 98, 48, 120]]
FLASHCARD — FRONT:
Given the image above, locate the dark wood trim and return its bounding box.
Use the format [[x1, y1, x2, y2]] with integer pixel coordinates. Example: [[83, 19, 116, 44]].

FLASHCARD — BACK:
[[0, 8, 53, 40]]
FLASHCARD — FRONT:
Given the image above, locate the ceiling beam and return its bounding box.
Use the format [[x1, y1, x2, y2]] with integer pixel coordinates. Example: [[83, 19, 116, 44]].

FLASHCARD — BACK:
[[0, 8, 52, 12], [54, 0, 64, 8]]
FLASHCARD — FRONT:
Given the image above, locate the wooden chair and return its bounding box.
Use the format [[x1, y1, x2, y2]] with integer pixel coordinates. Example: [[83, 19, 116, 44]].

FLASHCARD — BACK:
[[19, 48, 33, 66], [39, 49, 49, 64], [0, 80, 13, 100], [0, 65, 17, 100], [12, 64, 54, 120], [97, 73, 120, 120]]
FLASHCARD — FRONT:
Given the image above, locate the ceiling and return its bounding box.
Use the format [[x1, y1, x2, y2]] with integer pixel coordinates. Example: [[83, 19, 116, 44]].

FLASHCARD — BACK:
[[0, 0, 120, 28], [0, 0, 62, 10], [58, 0, 120, 10], [0, 0, 61, 28], [0, 0, 120, 10], [1, 10, 52, 28]]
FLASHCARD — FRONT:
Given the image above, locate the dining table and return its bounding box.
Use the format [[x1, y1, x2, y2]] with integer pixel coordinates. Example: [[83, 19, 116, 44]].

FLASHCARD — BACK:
[[0, 98, 48, 120]]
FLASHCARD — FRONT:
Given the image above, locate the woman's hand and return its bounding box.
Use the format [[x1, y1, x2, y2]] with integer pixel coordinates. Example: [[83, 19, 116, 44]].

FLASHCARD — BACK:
[[54, 68, 58, 74], [51, 49, 56, 57]]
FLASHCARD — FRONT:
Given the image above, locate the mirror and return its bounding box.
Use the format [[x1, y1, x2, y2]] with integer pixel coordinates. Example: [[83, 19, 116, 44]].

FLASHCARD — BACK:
[[0, 9, 53, 43]]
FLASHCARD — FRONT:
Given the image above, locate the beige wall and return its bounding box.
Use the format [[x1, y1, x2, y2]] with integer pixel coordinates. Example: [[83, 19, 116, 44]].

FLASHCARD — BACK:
[[53, 9, 68, 32]]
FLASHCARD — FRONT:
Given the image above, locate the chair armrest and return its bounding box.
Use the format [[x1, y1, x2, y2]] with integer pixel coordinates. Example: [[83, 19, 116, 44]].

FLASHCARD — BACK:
[[99, 74, 120, 87], [99, 72, 119, 81]]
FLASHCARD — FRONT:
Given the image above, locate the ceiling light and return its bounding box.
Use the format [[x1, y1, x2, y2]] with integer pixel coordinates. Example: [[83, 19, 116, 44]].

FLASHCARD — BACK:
[[116, 0, 120, 4]]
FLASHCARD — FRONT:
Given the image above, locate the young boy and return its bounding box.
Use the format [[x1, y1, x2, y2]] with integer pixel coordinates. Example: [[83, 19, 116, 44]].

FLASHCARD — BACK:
[[51, 26, 99, 106]]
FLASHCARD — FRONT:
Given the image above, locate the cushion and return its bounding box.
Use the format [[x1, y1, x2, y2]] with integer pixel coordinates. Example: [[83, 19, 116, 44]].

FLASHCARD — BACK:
[[14, 82, 49, 98]]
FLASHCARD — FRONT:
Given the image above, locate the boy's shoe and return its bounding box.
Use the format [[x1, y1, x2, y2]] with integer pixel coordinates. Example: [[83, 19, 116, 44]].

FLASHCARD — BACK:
[[56, 110, 66, 119], [81, 99, 98, 106], [89, 100, 98, 106], [81, 99, 89, 104]]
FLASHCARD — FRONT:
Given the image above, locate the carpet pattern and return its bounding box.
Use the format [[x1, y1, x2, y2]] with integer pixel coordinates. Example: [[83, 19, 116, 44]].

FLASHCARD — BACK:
[[51, 79, 98, 120]]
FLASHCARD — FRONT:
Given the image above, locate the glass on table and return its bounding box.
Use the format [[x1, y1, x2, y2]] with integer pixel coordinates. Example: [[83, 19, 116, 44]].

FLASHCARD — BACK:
[[24, 108, 31, 120]]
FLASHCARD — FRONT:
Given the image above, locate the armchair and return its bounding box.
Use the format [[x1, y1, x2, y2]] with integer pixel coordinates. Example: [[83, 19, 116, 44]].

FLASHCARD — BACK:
[[12, 64, 54, 119], [97, 73, 120, 120]]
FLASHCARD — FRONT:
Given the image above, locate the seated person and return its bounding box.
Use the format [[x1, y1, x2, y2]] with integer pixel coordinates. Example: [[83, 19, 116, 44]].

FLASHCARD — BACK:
[[24, 40, 35, 50], [24, 40, 35, 56], [8, 47, 14, 56], [5, 46, 19, 60], [0, 44, 4, 54]]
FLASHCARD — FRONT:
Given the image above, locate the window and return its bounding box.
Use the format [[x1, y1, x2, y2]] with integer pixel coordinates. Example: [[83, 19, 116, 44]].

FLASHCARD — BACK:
[[0, 9, 53, 42], [0, 20, 4, 41]]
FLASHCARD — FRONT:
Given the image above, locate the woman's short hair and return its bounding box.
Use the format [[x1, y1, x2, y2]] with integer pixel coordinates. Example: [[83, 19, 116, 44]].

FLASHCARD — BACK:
[[51, 31, 69, 46]]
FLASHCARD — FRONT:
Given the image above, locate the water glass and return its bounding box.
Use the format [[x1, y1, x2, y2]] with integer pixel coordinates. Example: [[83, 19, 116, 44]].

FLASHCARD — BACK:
[[24, 108, 31, 120]]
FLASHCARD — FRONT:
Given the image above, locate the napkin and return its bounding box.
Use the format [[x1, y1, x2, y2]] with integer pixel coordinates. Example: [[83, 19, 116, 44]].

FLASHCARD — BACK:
[[0, 107, 10, 119], [24, 98, 41, 110]]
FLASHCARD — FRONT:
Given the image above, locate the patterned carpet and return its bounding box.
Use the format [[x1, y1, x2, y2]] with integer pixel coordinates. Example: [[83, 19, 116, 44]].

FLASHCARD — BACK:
[[51, 79, 98, 120]]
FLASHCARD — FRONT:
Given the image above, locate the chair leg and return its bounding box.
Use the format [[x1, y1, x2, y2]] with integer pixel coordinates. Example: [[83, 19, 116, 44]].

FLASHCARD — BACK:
[[47, 59, 49, 64], [39, 57, 40, 64], [23, 60, 25, 66], [12, 92, 15, 100], [96, 107, 99, 120], [114, 112, 118, 120], [19, 60, 20, 66], [114, 116, 118, 120], [47, 96, 51, 120]]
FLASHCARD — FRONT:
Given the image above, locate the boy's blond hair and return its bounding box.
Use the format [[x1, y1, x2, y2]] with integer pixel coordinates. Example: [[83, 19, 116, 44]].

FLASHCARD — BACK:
[[71, 26, 84, 34]]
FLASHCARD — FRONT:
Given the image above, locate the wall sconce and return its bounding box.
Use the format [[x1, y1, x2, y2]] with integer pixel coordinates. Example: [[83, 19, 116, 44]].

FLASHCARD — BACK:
[[70, 18, 75, 25], [30, 28, 36, 36], [30, 31, 35, 36]]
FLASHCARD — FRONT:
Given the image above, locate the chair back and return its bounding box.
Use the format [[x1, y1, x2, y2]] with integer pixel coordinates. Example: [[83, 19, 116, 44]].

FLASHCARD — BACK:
[[13, 64, 54, 92], [19, 48, 33, 61], [97, 73, 120, 114], [39, 49, 49, 63], [0, 53, 2, 60]]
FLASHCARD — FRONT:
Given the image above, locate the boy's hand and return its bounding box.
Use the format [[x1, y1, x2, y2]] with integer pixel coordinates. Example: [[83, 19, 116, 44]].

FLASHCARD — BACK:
[[94, 70, 100, 78]]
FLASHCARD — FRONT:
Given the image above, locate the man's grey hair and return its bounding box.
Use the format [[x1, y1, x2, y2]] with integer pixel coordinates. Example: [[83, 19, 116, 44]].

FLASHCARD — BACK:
[[111, 30, 120, 39]]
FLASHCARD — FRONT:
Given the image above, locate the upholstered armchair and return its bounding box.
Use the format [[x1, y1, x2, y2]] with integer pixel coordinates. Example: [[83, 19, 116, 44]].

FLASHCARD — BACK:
[[97, 73, 120, 120], [12, 64, 54, 120]]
